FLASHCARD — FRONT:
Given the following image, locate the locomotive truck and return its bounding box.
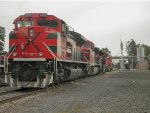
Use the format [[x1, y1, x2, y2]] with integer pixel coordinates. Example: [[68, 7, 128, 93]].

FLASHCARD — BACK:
[[5, 13, 110, 88]]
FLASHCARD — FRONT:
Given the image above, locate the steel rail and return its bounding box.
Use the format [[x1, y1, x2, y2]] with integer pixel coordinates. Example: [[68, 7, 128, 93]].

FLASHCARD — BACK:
[[0, 82, 71, 105]]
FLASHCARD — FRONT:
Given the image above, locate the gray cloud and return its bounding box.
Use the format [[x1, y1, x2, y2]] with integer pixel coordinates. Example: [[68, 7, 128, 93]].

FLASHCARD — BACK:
[[0, 1, 150, 56]]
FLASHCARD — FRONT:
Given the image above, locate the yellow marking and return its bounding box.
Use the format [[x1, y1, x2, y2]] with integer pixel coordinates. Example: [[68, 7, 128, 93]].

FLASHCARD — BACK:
[[101, 71, 119, 78], [71, 81, 87, 86]]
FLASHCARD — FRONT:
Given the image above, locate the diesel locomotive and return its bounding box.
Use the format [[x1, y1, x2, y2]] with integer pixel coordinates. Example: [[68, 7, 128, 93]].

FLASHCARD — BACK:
[[5, 13, 111, 88]]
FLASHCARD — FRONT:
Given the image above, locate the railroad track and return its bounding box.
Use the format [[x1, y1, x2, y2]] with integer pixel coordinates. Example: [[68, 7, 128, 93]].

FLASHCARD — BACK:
[[0, 88, 41, 105], [0, 74, 104, 105], [0, 89, 17, 96], [0, 76, 7, 87], [0, 82, 71, 105], [0, 83, 7, 87]]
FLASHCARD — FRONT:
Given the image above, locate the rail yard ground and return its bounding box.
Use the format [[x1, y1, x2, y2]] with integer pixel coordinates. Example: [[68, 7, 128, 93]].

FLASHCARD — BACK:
[[0, 70, 150, 113]]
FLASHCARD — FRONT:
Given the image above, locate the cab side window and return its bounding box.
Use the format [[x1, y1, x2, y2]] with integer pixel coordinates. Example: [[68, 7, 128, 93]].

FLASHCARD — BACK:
[[38, 20, 58, 28], [61, 20, 69, 37]]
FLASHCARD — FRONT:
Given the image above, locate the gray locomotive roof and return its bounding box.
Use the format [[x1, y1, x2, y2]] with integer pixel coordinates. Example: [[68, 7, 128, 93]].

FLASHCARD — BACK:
[[69, 31, 87, 46]]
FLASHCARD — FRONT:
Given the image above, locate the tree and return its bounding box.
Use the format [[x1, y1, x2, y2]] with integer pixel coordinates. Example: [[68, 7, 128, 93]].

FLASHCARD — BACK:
[[101, 47, 111, 56], [126, 39, 137, 68], [126, 39, 150, 68], [140, 44, 150, 56], [126, 39, 137, 56], [0, 26, 5, 51]]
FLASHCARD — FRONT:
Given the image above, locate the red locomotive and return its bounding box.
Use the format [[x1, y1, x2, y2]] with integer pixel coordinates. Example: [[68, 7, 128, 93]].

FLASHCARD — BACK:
[[105, 56, 113, 71], [6, 13, 110, 88]]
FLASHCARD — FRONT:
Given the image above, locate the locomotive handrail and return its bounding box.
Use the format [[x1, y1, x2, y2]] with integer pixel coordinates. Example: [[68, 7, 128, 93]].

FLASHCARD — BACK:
[[4, 55, 7, 73], [6, 42, 16, 58], [83, 54, 89, 62], [4, 42, 16, 73]]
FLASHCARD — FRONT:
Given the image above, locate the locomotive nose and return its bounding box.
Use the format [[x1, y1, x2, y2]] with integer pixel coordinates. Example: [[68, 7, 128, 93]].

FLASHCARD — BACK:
[[12, 27, 42, 58], [17, 26, 35, 38], [9, 26, 56, 59]]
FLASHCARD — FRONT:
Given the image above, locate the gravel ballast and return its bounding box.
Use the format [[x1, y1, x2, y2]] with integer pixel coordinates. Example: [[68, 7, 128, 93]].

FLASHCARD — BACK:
[[0, 70, 150, 113]]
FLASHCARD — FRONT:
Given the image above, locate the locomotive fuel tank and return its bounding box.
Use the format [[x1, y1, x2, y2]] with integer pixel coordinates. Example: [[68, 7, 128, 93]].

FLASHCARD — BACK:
[[64, 68, 82, 80]]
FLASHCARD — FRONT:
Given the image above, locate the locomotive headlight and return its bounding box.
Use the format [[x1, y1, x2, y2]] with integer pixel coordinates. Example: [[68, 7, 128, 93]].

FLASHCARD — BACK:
[[13, 52, 17, 57], [29, 29, 34, 37], [39, 52, 43, 57]]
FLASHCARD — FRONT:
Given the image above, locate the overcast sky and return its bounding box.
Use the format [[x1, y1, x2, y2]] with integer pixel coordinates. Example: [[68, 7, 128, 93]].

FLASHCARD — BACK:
[[0, 1, 150, 56]]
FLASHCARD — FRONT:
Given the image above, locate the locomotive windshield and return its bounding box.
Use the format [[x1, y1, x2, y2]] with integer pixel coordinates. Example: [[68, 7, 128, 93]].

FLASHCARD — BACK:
[[38, 20, 58, 28], [16, 20, 33, 27]]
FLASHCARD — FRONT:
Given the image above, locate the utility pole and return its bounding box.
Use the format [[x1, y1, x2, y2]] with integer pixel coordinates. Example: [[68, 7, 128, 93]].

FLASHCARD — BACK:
[[120, 40, 124, 70]]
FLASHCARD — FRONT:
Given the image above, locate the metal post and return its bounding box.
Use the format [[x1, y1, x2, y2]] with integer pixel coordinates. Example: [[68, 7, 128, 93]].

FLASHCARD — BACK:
[[132, 58, 133, 69]]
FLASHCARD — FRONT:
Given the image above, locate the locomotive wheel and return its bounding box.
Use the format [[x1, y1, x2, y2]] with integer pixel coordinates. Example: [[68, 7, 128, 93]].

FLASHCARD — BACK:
[[54, 75, 62, 85], [54, 78, 59, 85], [49, 81, 55, 87]]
